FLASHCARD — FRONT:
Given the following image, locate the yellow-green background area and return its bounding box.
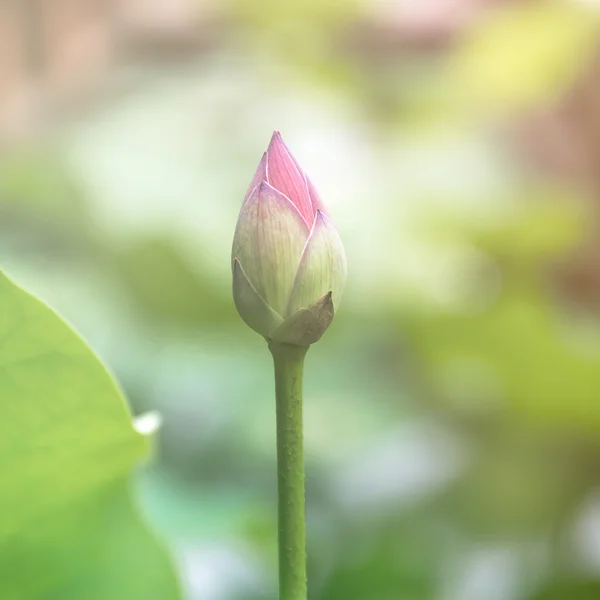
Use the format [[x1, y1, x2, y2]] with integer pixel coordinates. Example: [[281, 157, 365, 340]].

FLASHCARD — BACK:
[[3, 1, 600, 598]]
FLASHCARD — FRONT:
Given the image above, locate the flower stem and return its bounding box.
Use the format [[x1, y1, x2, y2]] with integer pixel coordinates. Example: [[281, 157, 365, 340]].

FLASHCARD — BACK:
[[268, 340, 309, 600]]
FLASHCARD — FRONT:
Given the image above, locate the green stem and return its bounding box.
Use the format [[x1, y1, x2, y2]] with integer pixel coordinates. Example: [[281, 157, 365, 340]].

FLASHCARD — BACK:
[[268, 341, 309, 600]]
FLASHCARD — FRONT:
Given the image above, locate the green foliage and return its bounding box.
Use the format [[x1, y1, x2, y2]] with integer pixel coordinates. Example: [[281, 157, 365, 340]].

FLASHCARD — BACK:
[[114, 237, 235, 327], [405, 197, 600, 426], [0, 150, 84, 217], [230, 0, 360, 32], [319, 513, 440, 600], [0, 271, 180, 599], [449, 2, 600, 114], [529, 580, 600, 600]]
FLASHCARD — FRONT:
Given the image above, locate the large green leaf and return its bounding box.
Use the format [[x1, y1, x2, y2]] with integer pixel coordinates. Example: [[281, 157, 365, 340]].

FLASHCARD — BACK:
[[0, 271, 181, 599]]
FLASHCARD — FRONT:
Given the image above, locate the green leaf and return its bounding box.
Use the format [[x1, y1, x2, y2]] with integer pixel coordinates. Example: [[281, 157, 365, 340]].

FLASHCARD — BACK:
[[0, 271, 181, 599]]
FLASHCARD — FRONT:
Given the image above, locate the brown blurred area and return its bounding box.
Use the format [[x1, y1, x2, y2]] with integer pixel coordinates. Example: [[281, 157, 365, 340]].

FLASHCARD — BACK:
[[511, 44, 600, 311], [0, 0, 215, 141], [0, 0, 550, 141]]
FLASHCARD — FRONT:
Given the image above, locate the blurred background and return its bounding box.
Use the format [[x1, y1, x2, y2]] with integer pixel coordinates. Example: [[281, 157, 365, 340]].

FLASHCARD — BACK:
[[4, 0, 600, 598]]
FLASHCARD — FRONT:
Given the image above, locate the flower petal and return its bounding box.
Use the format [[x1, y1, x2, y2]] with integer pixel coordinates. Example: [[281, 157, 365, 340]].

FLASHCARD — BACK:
[[266, 132, 314, 225], [286, 211, 346, 315], [270, 292, 334, 346], [306, 175, 326, 215], [232, 259, 283, 337], [244, 152, 267, 203], [232, 181, 309, 315]]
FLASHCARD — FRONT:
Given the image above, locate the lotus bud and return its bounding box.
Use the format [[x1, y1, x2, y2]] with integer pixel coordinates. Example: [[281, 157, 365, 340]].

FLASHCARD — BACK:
[[232, 131, 346, 346]]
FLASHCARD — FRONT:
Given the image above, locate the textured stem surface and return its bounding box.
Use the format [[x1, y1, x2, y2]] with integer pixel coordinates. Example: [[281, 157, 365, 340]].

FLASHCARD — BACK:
[[269, 341, 309, 600]]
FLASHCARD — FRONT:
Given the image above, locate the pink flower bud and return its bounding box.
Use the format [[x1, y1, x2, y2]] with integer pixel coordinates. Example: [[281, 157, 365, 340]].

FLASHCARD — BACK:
[[232, 132, 346, 345]]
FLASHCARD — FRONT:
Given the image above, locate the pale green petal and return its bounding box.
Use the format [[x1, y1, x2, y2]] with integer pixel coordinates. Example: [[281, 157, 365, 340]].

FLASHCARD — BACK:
[[270, 292, 334, 346], [232, 182, 309, 315], [232, 259, 283, 337], [286, 211, 346, 315]]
